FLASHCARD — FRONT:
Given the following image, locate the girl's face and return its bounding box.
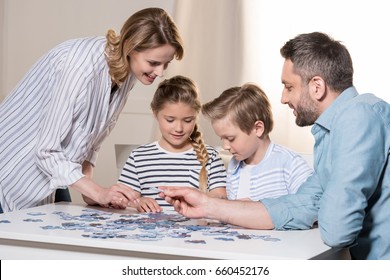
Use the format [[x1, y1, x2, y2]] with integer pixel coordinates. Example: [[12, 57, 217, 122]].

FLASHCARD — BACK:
[[155, 102, 198, 152], [129, 44, 176, 85], [212, 116, 263, 165]]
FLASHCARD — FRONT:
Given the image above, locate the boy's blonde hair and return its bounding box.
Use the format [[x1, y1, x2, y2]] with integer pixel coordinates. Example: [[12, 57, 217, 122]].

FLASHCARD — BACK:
[[202, 83, 274, 136], [151, 75, 209, 193]]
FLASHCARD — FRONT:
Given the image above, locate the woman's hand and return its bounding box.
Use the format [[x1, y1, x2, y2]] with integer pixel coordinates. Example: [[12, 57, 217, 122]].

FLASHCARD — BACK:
[[99, 183, 141, 209], [73, 178, 138, 209]]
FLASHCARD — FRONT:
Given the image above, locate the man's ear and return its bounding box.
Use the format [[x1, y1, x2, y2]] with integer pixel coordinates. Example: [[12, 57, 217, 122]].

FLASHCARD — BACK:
[[310, 76, 326, 101], [254, 120, 265, 138]]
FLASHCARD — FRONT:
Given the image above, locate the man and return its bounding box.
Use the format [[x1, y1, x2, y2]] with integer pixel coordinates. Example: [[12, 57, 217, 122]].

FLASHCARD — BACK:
[[160, 32, 390, 259]]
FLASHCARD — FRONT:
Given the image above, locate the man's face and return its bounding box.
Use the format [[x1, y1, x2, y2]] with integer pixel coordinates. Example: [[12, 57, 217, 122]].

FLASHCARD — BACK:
[[281, 59, 319, 127]]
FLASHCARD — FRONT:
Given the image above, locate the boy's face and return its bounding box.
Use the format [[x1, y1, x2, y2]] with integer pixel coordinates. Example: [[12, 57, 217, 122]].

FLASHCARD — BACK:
[[212, 116, 264, 165]]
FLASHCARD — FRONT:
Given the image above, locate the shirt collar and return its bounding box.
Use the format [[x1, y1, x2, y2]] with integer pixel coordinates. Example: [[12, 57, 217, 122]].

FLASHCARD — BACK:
[[230, 142, 275, 174], [312, 86, 358, 134]]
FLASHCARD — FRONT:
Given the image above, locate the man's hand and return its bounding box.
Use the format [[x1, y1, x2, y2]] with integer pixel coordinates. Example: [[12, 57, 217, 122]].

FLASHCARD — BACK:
[[159, 186, 209, 218]]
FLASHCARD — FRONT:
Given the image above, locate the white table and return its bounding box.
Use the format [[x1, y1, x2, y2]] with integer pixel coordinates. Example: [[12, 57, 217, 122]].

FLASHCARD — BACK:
[[0, 203, 348, 259]]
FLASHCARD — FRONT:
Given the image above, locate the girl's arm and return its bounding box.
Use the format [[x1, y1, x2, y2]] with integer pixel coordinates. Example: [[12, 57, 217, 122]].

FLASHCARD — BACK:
[[208, 187, 227, 199]]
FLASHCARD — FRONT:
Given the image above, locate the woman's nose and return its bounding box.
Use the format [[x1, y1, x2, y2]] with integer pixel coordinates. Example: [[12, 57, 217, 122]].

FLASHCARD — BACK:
[[154, 65, 165, 77]]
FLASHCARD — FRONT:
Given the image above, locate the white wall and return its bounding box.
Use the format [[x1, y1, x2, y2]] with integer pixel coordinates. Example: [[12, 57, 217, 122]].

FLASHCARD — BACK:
[[168, 0, 390, 155], [2, 0, 389, 203], [0, 1, 3, 98], [1, 0, 175, 97], [0, 0, 175, 203], [240, 0, 390, 153]]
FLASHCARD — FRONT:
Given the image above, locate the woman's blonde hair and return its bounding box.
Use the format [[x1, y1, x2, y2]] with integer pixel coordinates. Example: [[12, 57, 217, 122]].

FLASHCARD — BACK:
[[202, 83, 274, 137], [105, 7, 184, 85], [151, 75, 209, 193]]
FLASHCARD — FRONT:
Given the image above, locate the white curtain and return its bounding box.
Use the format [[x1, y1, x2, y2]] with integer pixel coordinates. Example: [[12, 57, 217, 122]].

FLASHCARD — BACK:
[[170, 0, 314, 153], [171, 0, 390, 154], [169, 0, 248, 148]]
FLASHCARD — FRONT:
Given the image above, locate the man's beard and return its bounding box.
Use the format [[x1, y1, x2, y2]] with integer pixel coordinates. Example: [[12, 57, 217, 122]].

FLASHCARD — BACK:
[[295, 89, 319, 127]]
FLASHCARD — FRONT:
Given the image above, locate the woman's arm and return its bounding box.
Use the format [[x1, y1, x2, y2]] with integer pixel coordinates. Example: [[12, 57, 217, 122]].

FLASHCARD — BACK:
[[73, 161, 138, 208]]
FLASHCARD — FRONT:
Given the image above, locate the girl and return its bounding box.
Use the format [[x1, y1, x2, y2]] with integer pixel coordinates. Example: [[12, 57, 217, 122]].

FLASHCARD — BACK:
[[118, 75, 227, 212]]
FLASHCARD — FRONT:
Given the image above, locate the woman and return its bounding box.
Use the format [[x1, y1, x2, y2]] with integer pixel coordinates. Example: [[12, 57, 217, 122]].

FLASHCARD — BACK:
[[0, 7, 184, 213]]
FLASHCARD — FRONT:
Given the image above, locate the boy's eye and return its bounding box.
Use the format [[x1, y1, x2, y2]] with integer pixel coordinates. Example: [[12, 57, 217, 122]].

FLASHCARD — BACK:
[[220, 137, 234, 142]]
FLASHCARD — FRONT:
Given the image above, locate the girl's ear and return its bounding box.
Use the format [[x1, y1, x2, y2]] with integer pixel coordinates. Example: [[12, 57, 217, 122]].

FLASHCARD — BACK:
[[254, 120, 265, 138]]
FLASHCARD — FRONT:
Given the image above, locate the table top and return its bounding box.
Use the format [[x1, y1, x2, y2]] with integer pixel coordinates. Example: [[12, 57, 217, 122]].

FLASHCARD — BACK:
[[0, 203, 333, 259]]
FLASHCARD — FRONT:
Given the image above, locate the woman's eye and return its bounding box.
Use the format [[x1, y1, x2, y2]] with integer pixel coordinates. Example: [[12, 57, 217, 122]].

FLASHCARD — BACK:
[[149, 61, 160, 67]]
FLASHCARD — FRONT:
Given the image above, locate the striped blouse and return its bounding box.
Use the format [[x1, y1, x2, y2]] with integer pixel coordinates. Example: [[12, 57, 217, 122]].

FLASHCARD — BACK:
[[118, 141, 227, 210], [0, 37, 136, 212], [227, 142, 313, 201]]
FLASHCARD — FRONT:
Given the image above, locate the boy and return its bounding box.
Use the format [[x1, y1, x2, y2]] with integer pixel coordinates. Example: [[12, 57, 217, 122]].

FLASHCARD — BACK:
[[201, 83, 312, 201]]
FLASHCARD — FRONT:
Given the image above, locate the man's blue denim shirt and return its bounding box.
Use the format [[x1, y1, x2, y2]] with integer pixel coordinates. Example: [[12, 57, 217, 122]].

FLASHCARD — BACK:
[[261, 87, 390, 259]]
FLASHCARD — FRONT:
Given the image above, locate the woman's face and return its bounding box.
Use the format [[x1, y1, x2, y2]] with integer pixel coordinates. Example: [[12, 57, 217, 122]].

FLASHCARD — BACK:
[[155, 102, 198, 152], [129, 44, 176, 85]]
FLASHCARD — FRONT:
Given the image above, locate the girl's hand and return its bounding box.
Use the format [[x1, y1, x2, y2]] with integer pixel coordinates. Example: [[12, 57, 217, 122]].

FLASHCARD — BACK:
[[133, 197, 163, 213]]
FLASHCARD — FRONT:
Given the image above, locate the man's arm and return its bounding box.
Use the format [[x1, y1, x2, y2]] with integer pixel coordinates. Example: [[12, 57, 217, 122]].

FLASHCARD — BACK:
[[160, 186, 274, 229]]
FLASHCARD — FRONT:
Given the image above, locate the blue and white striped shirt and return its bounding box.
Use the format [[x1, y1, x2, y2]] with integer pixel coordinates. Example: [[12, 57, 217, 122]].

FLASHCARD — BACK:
[[227, 143, 313, 201], [118, 141, 227, 210], [0, 36, 136, 212]]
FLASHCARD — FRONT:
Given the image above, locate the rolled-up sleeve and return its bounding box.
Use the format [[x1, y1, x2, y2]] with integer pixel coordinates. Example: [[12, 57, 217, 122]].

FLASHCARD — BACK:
[[261, 172, 322, 230]]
